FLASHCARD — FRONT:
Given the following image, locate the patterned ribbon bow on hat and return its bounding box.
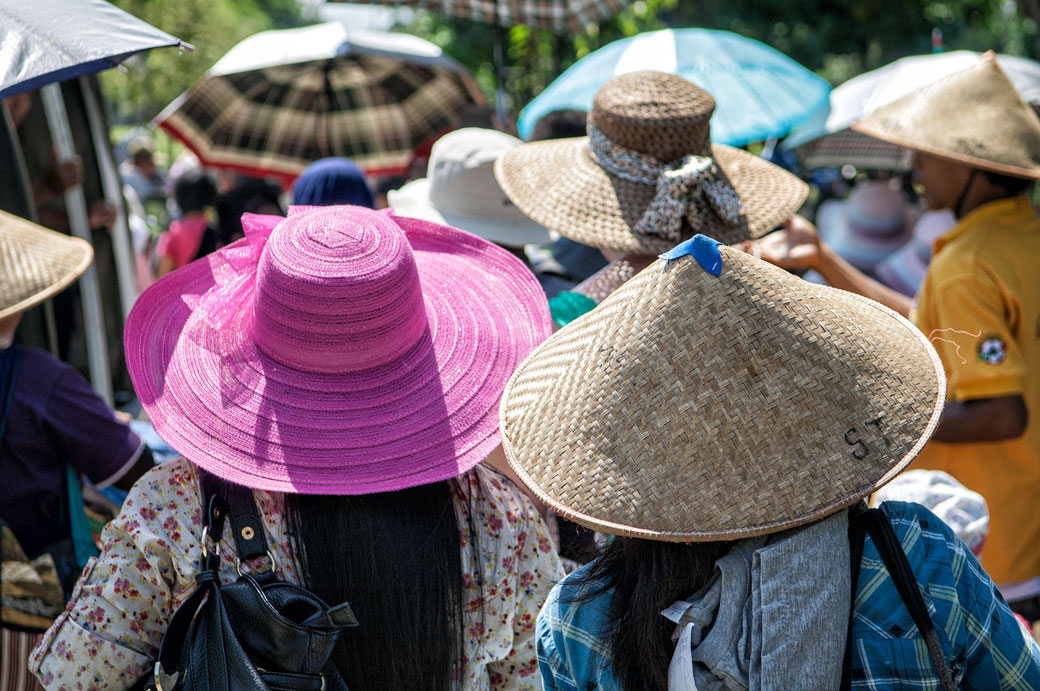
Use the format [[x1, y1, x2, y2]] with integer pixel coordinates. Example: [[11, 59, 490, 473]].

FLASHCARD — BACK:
[[587, 124, 746, 242]]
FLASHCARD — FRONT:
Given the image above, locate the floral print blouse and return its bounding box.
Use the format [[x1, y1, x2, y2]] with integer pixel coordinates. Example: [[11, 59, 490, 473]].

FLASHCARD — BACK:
[[30, 458, 564, 690]]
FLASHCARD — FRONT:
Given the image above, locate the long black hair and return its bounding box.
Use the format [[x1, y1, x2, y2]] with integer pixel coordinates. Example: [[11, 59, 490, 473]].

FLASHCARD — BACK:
[[570, 537, 732, 691], [285, 476, 482, 690]]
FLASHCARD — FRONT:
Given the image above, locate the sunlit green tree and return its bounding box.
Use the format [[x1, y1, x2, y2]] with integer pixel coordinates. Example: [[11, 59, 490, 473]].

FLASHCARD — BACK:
[[101, 0, 312, 121]]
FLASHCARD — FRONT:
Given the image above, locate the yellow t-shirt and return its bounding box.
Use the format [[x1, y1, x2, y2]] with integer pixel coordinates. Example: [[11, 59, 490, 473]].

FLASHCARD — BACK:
[[910, 195, 1040, 590]]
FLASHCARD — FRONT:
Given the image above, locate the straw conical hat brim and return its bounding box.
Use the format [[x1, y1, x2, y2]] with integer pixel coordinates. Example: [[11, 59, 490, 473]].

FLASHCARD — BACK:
[[501, 246, 946, 541], [852, 53, 1040, 180], [495, 138, 809, 254], [0, 211, 93, 320]]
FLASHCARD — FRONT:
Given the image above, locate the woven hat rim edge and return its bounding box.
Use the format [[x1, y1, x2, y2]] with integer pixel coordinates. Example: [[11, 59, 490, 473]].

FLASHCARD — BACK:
[[494, 139, 808, 252], [850, 122, 1040, 180]]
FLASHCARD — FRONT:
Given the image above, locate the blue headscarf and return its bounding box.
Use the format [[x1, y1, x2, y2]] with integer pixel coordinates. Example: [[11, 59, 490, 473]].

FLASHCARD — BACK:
[[292, 158, 375, 208]]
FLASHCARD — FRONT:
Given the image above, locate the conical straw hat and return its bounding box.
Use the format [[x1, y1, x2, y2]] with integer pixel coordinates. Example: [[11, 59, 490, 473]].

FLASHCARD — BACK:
[[853, 52, 1040, 179], [501, 236, 946, 541], [0, 210, 92, 320]]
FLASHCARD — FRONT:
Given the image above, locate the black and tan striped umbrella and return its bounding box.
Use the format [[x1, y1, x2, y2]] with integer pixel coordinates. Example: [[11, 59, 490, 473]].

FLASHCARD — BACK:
[[156, 23, 485, 183], [330, 0, 630, 34]]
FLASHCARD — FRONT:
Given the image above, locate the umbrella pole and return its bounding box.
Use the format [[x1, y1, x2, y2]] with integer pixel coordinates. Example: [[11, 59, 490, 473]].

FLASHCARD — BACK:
[[493, 0, 507, 124], [40, 83, 113, 405], [81, 76, 137, 321], [3, 103, 61, 358]]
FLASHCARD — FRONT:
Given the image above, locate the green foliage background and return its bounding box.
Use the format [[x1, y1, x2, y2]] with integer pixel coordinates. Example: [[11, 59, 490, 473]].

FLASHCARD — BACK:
[[101, 0, 310, 121], [410, 0, 1038, 111]]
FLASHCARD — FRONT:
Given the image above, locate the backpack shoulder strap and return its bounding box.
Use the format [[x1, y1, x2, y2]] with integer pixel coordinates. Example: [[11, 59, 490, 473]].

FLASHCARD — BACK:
[[840, 504, 869, 690], [840, 507, 956, 691]]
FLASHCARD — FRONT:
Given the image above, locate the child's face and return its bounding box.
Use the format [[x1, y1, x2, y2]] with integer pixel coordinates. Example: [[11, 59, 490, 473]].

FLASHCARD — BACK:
[[911, 152, 974, 211]]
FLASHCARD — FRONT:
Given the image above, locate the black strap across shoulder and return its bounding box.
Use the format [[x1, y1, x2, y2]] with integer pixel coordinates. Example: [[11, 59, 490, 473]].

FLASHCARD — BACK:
[[199, 472, 273, 576], [840, 506, 956, 691]]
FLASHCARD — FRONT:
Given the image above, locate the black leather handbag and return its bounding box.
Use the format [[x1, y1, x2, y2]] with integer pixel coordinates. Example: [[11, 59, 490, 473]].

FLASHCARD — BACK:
[[137, 472, 357, 691]]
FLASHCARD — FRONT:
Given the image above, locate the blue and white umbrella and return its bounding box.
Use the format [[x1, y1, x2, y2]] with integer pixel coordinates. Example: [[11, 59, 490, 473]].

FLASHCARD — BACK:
[[0, 0, 190, 99], [518, 28, 830, 146]]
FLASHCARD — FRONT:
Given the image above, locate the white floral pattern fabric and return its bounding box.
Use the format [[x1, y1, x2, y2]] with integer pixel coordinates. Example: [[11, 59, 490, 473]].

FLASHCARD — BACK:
[[29, 458, 563, 690]]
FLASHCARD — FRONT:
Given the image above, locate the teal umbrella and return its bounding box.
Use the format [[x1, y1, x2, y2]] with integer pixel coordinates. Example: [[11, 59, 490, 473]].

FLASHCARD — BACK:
[[518, 28, 830, 146]]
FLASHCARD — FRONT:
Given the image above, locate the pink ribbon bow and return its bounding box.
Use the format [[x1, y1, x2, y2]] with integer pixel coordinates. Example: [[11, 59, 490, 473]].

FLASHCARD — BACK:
[[197, 213, 283, 330]]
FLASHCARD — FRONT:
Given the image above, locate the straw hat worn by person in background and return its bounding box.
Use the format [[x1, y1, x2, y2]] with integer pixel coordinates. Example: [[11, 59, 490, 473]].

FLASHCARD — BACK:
[[500, 235, 1040, 690], [754, 52, 1040, 618], [0, 212, 151, 593], [30, 205, 563, 690], [495, 71, 808, 328], [390, 128, 552, 249]]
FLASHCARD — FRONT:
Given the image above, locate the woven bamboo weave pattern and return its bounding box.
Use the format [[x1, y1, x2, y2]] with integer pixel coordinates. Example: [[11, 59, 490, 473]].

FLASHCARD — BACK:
[[0, 211, 92, 319], [501, 246, 945, 541]]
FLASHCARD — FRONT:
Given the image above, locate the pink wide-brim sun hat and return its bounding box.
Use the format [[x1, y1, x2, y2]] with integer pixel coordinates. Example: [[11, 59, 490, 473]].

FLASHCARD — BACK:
[[126, 205, 551, 494]]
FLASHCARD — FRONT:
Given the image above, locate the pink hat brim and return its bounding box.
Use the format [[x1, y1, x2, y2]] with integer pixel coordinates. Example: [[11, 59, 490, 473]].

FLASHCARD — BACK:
[[125, 212, 551, 494]]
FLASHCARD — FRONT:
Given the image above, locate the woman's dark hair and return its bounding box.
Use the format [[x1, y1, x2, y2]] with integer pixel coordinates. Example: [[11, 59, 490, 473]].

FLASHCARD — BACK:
[[216, 177, 285, 245], [173, 172, 217, 214], [529, 109, 588, 141], [982, 170, 1033, 196], [571, 537, 732, 691], [285, 477, 481, 691]]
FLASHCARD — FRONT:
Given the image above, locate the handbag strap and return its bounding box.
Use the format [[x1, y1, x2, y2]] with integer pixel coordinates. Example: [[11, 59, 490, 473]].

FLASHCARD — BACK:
[[840, 507, 956, 691], [199, 471, 274, 578], [151, 473, 273, 688]]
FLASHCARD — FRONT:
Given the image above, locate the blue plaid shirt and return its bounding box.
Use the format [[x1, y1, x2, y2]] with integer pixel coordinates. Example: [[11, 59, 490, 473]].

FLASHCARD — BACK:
[[537, 502, 1040, 690]]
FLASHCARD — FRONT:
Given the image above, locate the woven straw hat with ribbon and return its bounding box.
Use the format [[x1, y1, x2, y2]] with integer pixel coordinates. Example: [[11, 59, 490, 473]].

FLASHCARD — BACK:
[[495, 71, 809, 254], [501, 235, 946, 541], [0, 210, 92, 320], [854, 52, 1040, 179]]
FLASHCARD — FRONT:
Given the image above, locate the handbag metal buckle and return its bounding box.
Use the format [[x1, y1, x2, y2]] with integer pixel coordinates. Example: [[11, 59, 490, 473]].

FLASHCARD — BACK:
[[153, 661, 178, 691], [235, 549, 278, 576], [200, 525, 221, 558]]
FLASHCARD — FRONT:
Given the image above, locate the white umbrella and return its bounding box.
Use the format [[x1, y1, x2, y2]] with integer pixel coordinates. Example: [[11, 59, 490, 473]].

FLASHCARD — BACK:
[[785, 51, 1040, 170]]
